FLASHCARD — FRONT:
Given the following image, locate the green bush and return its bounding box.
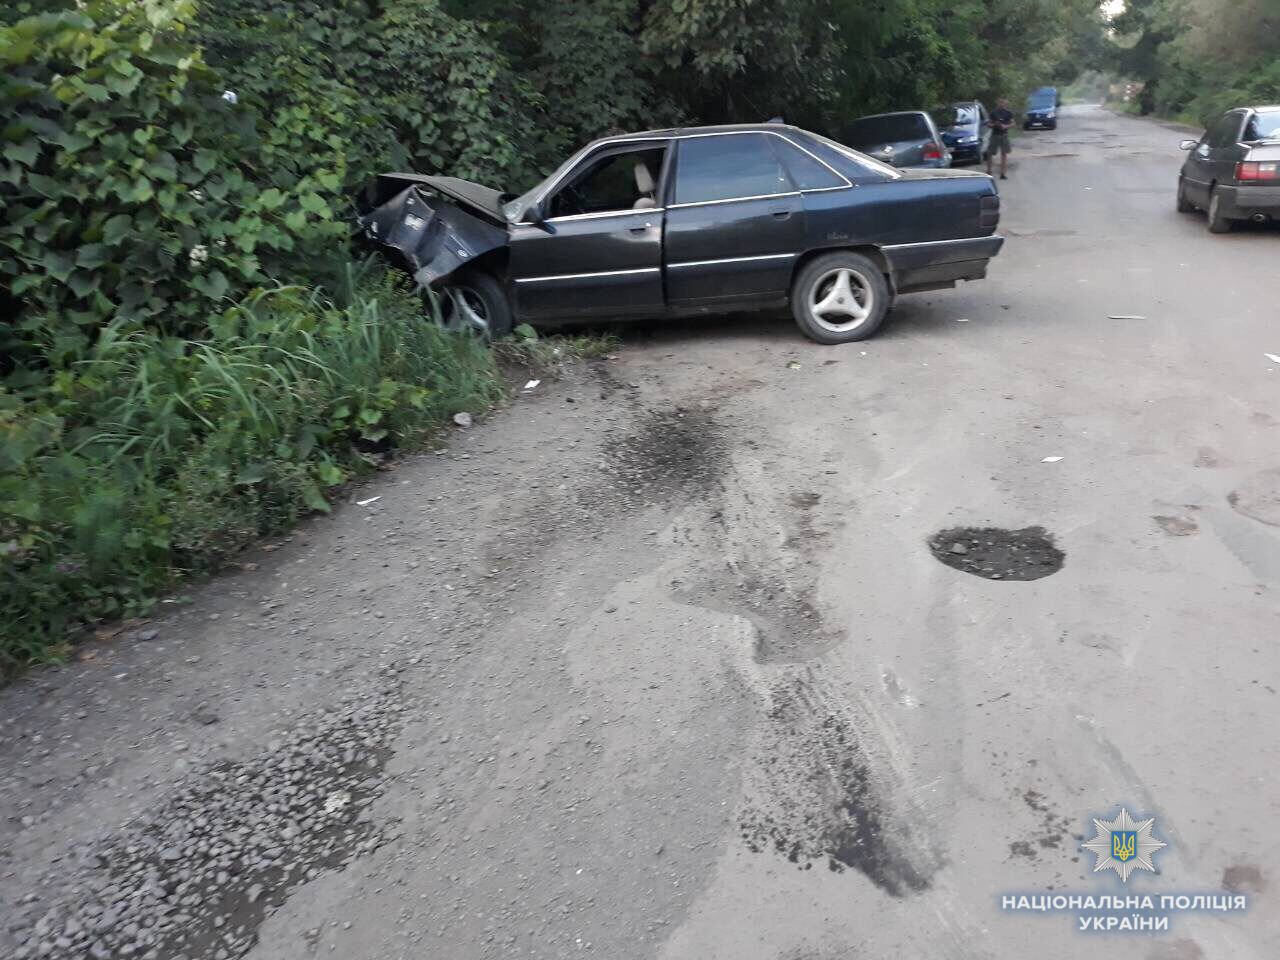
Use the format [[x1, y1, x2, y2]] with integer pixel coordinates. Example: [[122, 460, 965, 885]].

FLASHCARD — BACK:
[[0, 0, 350, 373], [0, 274, 503, 670]]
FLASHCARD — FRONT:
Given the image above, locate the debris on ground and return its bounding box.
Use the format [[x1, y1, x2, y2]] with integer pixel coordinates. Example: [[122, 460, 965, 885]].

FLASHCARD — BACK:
[[786, 360, 802, 370], [1107, 314, 1146, 320], [452, 412, 473, 427], [1041, 456, 1064, 463], [1264, 353, 1280, 364], [355, 496, 381, 506], [523, 379, 541, 391]]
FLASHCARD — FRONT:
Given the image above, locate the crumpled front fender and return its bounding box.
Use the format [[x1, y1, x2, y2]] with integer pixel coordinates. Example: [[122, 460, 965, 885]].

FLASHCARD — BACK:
[[357, 185, 508, 288]]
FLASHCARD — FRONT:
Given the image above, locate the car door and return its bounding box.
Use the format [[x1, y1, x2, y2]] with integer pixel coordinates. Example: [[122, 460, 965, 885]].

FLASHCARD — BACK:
[[663, 132, 805, 305], [1209, 110, 1247, 188], [1184, 116, 1224, 205], [508, 141, 669, 320]]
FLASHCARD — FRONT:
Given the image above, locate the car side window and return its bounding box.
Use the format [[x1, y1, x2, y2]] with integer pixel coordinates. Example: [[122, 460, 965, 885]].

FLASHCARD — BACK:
[[547, 146, 666, 219], [675, 133, 793, 204], [771, 138, 845, 190]]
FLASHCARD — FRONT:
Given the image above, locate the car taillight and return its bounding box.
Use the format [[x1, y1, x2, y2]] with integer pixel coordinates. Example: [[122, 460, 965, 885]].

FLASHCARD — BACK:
[[1237, 161, 1280, 182], [923, 143, 943, 160]]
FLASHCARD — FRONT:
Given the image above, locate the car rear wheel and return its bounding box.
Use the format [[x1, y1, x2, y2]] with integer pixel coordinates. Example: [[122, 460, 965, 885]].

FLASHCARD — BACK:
[[1176, 178, 1195, 213], [441, 270, 513, 338], [1206, 188, 1234, 234], [791, 252, 890, 344]]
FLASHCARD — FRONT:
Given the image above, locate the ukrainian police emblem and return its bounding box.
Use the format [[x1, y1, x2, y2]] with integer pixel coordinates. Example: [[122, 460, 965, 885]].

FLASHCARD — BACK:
[[1082, 807, 1167, 882]]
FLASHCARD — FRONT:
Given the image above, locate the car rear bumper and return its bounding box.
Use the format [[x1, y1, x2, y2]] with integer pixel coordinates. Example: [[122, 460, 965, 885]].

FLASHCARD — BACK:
[[882, 235, 1005, 293], [948, 144, 982, 160], [1219, 184, 1280, 218]]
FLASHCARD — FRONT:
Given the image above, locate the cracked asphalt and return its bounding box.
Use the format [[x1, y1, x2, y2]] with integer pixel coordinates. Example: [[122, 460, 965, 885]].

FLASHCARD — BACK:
[[3, 105, 1279, 959]]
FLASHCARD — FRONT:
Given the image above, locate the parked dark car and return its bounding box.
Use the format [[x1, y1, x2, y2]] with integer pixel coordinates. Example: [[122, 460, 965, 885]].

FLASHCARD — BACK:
[[934, 101, 991, 165], [1024, 87, 1059, 130], [841, 111, 952, 169], [1178, 105, 1280, 232], [358, 124, 1003, 344]]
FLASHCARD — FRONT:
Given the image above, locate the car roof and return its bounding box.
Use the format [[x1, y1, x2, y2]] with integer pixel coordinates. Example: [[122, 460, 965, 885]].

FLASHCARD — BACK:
[[1249, 105, 1280, 113], [596, 122, 801, 141]]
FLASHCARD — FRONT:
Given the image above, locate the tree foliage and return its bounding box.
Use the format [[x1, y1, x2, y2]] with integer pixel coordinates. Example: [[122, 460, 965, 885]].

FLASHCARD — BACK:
[[1110, 0, 1280, 121]]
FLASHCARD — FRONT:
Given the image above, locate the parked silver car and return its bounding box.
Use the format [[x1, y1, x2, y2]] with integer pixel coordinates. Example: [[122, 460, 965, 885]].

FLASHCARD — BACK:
[[843, 111, 951, 169]]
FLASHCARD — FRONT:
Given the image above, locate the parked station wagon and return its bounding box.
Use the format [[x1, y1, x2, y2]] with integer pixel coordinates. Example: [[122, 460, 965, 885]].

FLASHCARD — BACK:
[[359, 123, 1004, 343]]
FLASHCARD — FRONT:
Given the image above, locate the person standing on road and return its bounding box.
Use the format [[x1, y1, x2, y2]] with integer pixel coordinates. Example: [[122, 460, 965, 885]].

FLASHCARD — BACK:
[[987, 98, 1015, 180]]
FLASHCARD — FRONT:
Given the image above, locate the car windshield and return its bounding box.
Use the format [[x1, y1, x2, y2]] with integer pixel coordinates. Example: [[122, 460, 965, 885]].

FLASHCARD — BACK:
[[1244, 112, 1280, 141], [1028, 97, 1055, 110], [934, 105, 978, 129], [845, 113, 930, 145]]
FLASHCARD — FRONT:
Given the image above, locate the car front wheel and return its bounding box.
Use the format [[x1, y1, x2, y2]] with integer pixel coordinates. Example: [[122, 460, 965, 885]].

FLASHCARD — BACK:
[[790, 252, 890, 344], [441, 270, 513, 338], [1176, 177, 1195, 213], [1206, 188, 1234, 234]]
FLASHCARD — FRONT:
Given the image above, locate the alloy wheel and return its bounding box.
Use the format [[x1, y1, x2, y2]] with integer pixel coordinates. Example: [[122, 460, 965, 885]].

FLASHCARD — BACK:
[[443, 286, 489, 335], [808, 267, 874, 333]]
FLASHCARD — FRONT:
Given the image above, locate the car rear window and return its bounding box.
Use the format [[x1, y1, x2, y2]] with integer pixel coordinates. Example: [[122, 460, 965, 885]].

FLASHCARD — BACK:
[[1245, 112, 1280, 141], [771, 137, 846, 190], [675, 133, 792, 204], [844, 114, 930, 145]]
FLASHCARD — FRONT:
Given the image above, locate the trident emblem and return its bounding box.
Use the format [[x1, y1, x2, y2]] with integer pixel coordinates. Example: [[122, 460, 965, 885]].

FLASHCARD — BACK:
[[1111, 831, 1137, 862]]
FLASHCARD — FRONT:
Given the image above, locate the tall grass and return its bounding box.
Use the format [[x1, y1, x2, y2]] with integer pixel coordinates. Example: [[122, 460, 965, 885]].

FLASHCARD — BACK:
[[0, 274, 504, 671]]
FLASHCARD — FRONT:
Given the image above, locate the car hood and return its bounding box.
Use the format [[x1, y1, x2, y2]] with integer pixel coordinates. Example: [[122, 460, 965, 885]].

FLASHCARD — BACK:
[[357, 177, 509, 289], [365, 173, 508, 224]]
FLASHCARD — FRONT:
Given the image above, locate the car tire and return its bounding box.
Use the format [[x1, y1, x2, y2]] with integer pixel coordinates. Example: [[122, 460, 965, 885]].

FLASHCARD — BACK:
[[790, 252, 890, 345], [1206, 188, 1234, 234], [441, 270, 513, 339], [1176, 178, 1195, 213]]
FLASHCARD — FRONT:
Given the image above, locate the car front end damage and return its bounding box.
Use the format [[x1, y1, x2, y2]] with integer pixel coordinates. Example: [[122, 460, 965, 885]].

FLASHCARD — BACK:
[[356, 174, 509, 289]]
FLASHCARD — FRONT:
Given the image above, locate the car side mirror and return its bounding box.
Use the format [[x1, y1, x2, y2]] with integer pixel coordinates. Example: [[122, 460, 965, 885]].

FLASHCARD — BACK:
[[1179, 139, 1197, 151]]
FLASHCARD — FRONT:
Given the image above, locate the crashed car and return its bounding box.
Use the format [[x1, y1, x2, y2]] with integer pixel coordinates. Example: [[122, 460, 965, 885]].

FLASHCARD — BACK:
[[358, 123, 1004, 344]]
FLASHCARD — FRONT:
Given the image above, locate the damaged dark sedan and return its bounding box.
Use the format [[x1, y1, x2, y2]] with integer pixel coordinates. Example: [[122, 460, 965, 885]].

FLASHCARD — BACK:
[[358, 124, 1003, 344]]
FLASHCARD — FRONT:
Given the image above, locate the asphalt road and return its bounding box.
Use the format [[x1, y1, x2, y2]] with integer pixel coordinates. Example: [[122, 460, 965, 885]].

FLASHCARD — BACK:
[[3, 104, 1279, 960]]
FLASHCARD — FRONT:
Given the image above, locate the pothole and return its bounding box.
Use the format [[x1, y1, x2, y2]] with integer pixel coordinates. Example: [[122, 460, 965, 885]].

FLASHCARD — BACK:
[[928, 526, 1064, 580]]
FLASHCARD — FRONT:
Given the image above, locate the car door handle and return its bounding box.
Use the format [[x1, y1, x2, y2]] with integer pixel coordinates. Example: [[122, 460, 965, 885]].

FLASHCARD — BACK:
[[628, 222, 652, 234], [770, 208, 791, 220]]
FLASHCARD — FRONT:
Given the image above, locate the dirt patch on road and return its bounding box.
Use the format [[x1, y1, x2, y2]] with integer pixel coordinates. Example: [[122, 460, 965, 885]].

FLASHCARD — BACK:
[[8, 680, 405, 960], [739, 676, 933, 896], [928, 526, 1065, 581], [599, 407, 727, 498]]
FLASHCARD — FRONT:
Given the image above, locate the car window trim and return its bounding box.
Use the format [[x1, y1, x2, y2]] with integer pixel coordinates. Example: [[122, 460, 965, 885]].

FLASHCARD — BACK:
[[522, 129, 853, 223], [669, 190, 802, 210], [543, 207, 665, 224]]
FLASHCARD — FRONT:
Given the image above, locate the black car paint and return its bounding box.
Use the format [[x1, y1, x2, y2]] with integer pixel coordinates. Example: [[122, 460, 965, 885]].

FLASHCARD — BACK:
[[358, 124, 1004, 325], [1179, 107, 1280, 221]]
